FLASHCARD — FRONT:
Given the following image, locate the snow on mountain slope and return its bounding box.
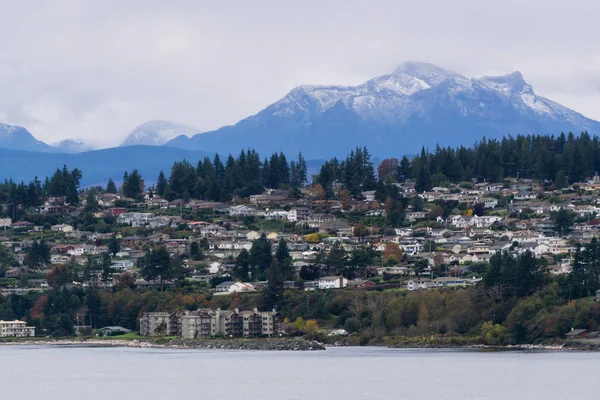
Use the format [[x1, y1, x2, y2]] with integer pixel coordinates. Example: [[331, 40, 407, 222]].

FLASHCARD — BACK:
[[52, 139, 93, 153], [166, 62, 600, 158], [121, 120, 198, 147], [0, 123, 56, 152]]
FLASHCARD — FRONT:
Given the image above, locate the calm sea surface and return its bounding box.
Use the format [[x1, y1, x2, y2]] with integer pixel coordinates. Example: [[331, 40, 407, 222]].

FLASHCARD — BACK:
[[1, 345, 598, 399]]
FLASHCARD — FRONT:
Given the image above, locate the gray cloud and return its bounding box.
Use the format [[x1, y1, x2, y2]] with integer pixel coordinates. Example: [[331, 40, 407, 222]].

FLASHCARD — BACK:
[[1, 0, 599, 147]]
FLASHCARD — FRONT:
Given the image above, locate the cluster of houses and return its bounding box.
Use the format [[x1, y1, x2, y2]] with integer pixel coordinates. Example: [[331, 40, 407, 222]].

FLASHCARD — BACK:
[[4, 175, 600, 298], [139, 308, 282, 338]]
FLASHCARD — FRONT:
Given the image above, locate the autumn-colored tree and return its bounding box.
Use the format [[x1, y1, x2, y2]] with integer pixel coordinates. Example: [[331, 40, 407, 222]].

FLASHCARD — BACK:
[[314, 184, 326, 200], [353, 223, 370, 238], [292, 317, 306, 331], [378, 158, 399, 181], [304, 319, 319, 339], [339, 189, 352, 210], [383, 243, 403, 263], [306, 233, 328, 243]]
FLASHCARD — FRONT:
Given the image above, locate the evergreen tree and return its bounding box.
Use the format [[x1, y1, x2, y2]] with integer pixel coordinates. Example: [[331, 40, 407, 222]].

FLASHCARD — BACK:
[[123, 169, 144, 199], [234, 248, 251, 281], [326, 242, 347, 275], [263, 259, 285, 310], [101, 252, 114, 285], [552, 209, 575, 236], [140, 246, 174, 291], [84, 189, 99, 213], [106, 178, 117, 194], [275, 238, 293, 280], [554, 170, 568, 190], [25, 239, 51, 269], [156, 171, 168, 198], [396, 156, 412, 182], [108, 234, 121, 257], [249, 234, 272, 280]]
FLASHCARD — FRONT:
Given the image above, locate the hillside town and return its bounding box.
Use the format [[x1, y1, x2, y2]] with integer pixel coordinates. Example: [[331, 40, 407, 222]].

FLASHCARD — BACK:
[[1, 172, 600, 302]]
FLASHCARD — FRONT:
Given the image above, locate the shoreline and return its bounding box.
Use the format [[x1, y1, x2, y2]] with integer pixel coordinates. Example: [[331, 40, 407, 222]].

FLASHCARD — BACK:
[[2, 337, 597, 352], [0, 337, 327, 351]]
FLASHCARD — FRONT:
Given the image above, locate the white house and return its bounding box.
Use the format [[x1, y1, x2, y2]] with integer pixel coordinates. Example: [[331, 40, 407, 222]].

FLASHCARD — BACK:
[[111, 260, 135, 271], [265, 209, 289, 220], [199, 224, 226, 237], [514, 191, 537, 200], [287, 208, 311, 223], [214, 281, 255, 293], [246, 231, 261, 241], [51, 224, 74, 233], [407, 279, 434, 291], [229, 205, 258, 217], [482, 198, 499, 209], [208, 262, 222, 274], [318, 276, 348, 289]]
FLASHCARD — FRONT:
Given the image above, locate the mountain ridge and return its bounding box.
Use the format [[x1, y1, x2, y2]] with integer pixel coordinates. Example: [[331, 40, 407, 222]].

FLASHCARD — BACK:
[[0, 123, 57, 153], [52, 139, 94, 154], [166, 62, 600, 158], [121, 120, 199, 147]]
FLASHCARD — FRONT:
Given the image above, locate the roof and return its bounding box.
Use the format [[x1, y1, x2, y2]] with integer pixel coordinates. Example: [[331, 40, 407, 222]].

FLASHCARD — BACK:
[[99, 326, 132, 332], [566, 329, 588, 337], [320, 276, 343, 280], [215, 281, 236, 288]]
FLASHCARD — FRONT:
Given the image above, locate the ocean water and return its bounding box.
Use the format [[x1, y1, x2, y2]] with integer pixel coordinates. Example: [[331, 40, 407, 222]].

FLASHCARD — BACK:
[[1, 345, 598, 400]]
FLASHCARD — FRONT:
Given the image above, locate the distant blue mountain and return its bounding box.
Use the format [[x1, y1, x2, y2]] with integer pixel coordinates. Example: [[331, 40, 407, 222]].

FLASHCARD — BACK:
[[51, 138, 94, 153], [121, 120, 199, 147], [166, 62, 600, 158], [0, 123, 56, 153], [0, 146, 214, 187]]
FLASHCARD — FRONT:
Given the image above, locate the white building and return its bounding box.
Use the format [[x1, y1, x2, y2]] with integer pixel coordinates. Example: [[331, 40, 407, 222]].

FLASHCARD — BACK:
[[51, 224, 74, 233], [0, 320, 35, 337], [318, 276, 348, 289], [287, 208, 311, 223], [265, 209, 289, 220], [111, 260, 135, 271]]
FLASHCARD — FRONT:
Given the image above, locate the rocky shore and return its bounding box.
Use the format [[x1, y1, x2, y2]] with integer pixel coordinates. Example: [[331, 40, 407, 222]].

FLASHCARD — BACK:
[[0, 337, 326, 351]]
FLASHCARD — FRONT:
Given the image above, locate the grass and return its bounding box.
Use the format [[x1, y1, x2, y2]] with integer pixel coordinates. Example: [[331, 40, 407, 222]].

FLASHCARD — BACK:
[[96, 332, 143, 340]]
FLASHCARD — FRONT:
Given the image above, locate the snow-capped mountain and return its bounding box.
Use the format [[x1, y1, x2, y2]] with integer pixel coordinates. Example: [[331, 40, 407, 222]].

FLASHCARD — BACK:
[[166, 61, 600, 158], [52, 139, 93, 154], [121, 120, 198, 147], [0, 123, 56, 153]]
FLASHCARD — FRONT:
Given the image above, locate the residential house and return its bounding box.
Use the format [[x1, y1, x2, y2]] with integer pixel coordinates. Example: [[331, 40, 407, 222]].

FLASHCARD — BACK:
[[482, 198, 499, 209], [287, 208, 311, 223], [406, 211, 429, 222], [514, 191, 537, 200], [318, 276, 348, 289], [111, 260, 135, 271], [229, 205, 258, 217], [214, 281, 255, 294], [346, 279, 376, 289], [51, 224, 74, 233]]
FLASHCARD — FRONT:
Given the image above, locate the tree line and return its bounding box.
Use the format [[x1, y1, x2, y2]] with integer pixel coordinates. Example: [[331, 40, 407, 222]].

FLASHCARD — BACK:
[[0, 166, 82, 210], [3, 132, 599, 211], [152, 150, 307, 202]]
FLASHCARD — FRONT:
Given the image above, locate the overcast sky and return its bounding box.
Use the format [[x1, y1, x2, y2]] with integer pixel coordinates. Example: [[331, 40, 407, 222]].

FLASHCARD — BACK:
[[1, 0, 599, 147]]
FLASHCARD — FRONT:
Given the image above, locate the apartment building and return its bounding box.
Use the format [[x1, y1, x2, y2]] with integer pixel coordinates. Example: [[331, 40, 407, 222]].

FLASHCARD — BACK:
[[0, 320, 36, 337], [141, 308, 282, 338]]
